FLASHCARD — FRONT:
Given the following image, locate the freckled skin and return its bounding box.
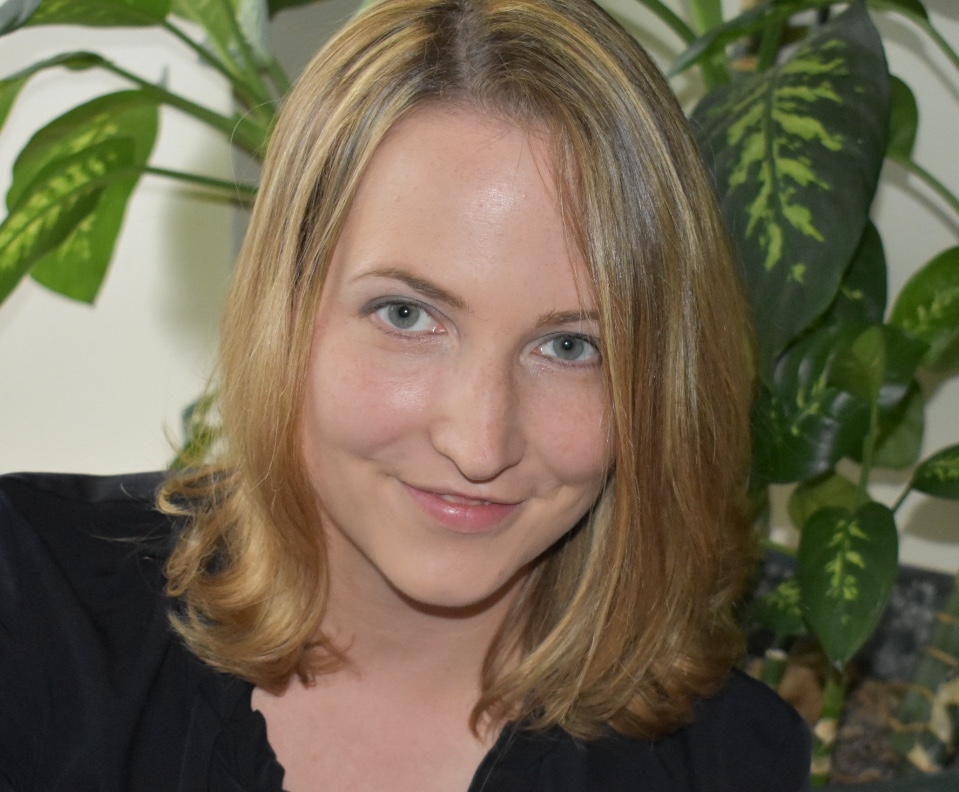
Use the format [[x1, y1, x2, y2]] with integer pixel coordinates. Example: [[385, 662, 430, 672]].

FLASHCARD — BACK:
[[301, 106, 613, 615]]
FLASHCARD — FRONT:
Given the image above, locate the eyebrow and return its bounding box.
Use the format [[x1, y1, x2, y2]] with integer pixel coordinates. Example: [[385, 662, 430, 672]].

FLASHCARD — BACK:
[[357, 267, 467, 310], [357, 266, 599, 327], [536, 309, 600, 328]]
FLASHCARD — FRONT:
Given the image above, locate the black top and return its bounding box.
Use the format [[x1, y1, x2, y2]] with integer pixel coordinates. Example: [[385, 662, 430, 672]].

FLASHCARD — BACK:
[[0, 472, 811, 791]]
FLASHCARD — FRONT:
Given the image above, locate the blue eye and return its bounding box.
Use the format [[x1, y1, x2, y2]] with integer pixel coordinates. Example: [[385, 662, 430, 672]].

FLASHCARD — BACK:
[[372, 301, 439, 334], [541, 335, 600, 364]]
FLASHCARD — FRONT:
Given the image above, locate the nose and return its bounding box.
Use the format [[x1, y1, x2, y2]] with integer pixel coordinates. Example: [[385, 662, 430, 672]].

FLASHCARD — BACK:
[[429, 349, 525, 482]]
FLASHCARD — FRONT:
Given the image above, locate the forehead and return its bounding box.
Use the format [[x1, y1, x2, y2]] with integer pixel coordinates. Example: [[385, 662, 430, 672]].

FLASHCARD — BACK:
[[328, 105, 594, 306]]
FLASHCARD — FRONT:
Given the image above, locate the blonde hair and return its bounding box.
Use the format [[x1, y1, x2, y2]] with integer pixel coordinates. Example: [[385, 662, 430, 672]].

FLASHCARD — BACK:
[[163, 0, 756, 740]]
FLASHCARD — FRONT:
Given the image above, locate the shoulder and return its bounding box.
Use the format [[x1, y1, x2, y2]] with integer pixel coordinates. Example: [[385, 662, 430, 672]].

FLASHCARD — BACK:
[[488, 671, 810, 792], [652, 669, 812, 790], [0, 469, 169, 534], [583, 671, 810, 791], [0, 471, 173, 612], [0, 471, 194, 789]]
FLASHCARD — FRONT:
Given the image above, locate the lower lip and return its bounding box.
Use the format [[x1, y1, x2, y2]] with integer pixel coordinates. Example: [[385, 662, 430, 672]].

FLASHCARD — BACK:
[[403, 484, 519, 534]]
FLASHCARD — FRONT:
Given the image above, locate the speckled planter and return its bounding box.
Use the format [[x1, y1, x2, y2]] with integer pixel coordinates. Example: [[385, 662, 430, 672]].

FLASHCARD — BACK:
[[824, 770, 959, 790], [753, 554, 959, 786]]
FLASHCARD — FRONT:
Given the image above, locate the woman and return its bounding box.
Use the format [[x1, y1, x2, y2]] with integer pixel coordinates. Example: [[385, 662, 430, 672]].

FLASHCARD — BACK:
[[0, 0, 810, 788]]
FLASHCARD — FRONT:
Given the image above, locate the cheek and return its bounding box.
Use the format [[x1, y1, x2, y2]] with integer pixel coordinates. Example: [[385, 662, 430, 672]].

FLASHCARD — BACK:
[[305, 339, 437, 455], [525, 379, 612, 490]]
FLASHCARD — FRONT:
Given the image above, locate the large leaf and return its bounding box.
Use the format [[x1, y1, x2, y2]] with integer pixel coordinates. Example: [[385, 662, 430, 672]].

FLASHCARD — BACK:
[[692, 5, 889, 377], [26, 0, 169, 26], [869, 0, 928, 22], [0, 0, 42, 33], [799, 502, 898, 665], [0, 53, 108, 142], [912, 445, 959, 500], [754, 578, 808, 637], [0, 139, 137, 303], [1, 91, 158, 302], [752, 324, 870, 483], [888, 75, 918, 159], [821, 221, 887, 326], [267, 0, 318, 14], [172, 0, 267, 75], [0, 74, 29, 134], [889, 247, 959, 370], [871, 382, 924, 468], [829, 324, 886, 408], [875, 325, 928, 409], [789, 470, 862, 529]]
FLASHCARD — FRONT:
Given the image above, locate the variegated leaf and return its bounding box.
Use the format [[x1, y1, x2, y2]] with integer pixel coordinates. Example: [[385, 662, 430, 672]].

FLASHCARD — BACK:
[[799, 502, 898, 665], [2, 91, 158, 302], [822, 221, 887, 326], [752, 324, 870, 483], [871, 381, 924, 468], [0, 139, 136, 302], [789, 470, 861, 530], [172, 0, 267, 76], [912, 445, 959, 500], [889, 247, 959, 370], [692, 5, 889, 377], [26, 0, 169, 26], [754, 578, 808, 637]]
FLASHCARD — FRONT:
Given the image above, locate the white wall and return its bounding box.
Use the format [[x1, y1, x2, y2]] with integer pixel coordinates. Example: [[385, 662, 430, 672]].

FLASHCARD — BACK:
[[0, 22, 234, 474], [0, 1, 956, 569], [872, 2, 959, 572]]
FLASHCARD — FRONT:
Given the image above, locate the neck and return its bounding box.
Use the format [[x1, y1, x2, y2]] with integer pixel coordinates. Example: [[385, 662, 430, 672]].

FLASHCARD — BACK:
[[320, 532, 528, 690]]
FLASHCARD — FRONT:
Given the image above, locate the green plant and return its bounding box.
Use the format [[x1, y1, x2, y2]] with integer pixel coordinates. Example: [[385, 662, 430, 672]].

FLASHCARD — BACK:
[[0, 0, 320, 304], [1, 0, 958, 785], [619, 0, 959, 784]]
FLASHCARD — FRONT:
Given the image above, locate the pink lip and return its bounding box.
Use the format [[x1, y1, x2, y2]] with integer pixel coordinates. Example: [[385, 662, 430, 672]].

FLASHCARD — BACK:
[[403, 483, 520, 533]]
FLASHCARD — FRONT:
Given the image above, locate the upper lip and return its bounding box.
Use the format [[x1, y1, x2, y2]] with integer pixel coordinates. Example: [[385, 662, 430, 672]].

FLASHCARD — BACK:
[[405, 482, 522, 506]]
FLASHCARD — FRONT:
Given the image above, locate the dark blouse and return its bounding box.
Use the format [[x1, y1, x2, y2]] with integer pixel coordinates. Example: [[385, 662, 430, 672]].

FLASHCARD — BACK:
[[0, 472, 811, 791]]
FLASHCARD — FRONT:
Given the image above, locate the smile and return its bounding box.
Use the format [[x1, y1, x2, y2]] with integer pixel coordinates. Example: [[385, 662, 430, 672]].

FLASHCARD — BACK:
[[402, 483, 521, 533]]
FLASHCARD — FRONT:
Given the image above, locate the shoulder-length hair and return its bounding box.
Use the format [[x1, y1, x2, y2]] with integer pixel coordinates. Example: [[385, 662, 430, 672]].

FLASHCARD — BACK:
[[162, 0, 756, 740]]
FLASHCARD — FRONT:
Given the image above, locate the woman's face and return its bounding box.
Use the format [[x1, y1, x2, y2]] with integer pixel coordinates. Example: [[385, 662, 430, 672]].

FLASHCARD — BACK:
[[302, 106, 612, 613]]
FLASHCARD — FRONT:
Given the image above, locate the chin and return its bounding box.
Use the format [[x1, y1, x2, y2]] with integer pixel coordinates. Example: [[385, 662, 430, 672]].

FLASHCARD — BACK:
[[388, 565, 530, 616]]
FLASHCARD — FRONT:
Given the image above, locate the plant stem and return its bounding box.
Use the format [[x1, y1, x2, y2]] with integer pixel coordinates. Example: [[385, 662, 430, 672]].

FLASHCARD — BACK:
[[858, 401, 881, 503], [920, 18, 959, 78], [215, 0, 277, 105], [264, 56, 292, 98], [161, 19, 266, 111], [686, 0, 723, 36], [891, 484, 912, 515], [889, 153, 959, 222], [682, 0, 728, 87], [755, 14, 783, 72], [99, 60, 269, 155], [758, 645, 790, 689], [634, 0, 697, 44], [810, 667, 846, 786], [144, 166, 257, 203]]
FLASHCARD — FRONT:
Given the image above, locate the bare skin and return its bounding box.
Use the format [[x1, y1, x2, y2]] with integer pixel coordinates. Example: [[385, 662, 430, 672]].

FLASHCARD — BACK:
[[253, 556, 524, 792]]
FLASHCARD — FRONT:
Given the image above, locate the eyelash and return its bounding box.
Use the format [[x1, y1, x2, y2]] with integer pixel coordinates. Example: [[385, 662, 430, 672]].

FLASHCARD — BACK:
[[536, 333, 602, 367], [366, 298, 443, 337], [364, 298, 601, 366]]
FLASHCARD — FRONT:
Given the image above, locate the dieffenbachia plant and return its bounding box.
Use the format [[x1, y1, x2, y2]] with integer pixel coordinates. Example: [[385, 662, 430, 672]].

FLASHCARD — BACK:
[[643, 0, 959, 783], [0, 0, 317, 304]]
